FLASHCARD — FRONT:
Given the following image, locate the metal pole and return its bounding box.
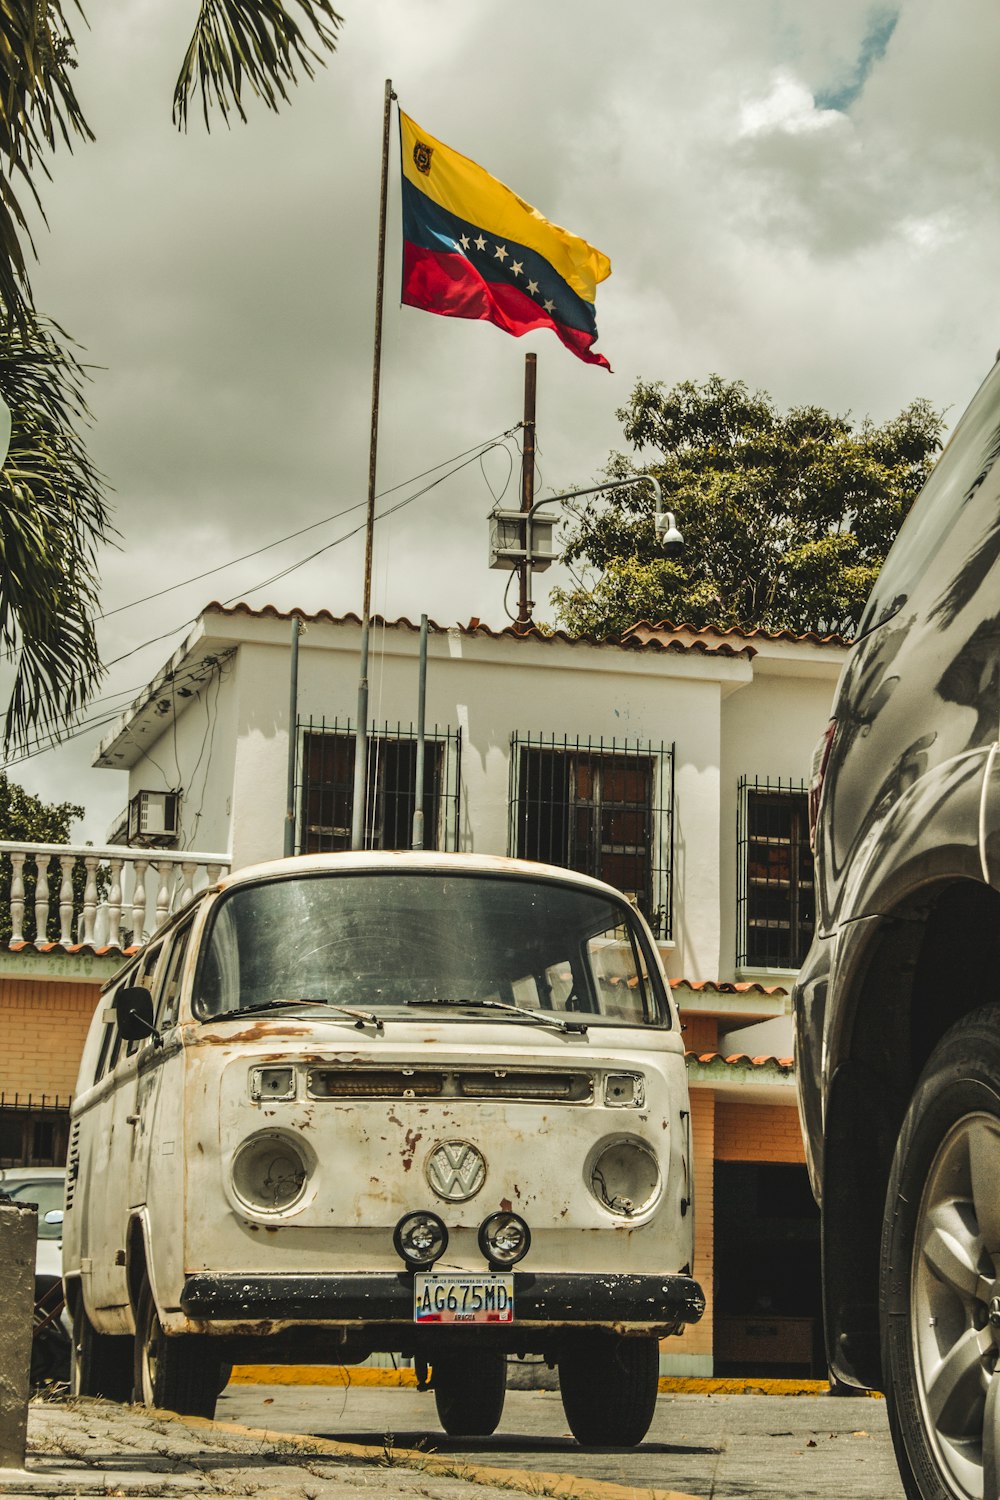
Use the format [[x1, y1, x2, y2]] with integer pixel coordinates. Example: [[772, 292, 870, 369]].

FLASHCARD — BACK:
[[516, 352, 537, 631], [411, 613, 429, 849], [352, 78, 396, 850], [284, 616, 301, 858]]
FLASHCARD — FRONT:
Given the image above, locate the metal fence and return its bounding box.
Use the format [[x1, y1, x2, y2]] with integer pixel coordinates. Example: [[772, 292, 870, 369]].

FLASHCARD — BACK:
[[507, 732, 674, 939], [295, 717, 462, 853], [736, 776, 814, 969]]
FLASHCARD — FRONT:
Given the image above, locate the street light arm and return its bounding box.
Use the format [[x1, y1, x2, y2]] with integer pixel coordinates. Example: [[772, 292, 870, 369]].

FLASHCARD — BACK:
[[515, 471, 683, 631], [527, 473, 663, 522]]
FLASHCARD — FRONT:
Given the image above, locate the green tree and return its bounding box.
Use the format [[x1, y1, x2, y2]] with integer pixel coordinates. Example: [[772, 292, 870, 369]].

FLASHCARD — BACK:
[[552, 375, 945, 639], [0, 1, 342, 753], [0, 771, 83, 943]]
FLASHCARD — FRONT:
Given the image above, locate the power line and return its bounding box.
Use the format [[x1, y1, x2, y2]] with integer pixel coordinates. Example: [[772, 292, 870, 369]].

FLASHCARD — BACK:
[[100, 427, 523, 622]]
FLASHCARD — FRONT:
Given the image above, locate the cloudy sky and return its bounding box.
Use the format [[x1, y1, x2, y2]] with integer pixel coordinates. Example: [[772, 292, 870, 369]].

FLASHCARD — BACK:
[[8, 0, 1000, 837]]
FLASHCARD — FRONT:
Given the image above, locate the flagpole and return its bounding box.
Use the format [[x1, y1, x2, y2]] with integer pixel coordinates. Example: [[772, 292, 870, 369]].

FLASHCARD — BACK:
[[352, 78, 396, 851]]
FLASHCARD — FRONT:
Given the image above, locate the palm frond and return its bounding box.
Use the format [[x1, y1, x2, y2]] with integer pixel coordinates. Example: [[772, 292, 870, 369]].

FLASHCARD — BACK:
[[0, 2, 93, 324], [0, 316, 115, 753], [173, 0, 343, 131]]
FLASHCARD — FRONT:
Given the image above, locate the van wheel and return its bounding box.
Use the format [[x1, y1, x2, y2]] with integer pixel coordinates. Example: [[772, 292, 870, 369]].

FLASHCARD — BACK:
[[70, 1297, 133, 1402], [433, 1351, 506, 1436], [134, 1278, 220, 1419], [559, 1335, 659, 1447], [881, 1004, 1000, 1500]]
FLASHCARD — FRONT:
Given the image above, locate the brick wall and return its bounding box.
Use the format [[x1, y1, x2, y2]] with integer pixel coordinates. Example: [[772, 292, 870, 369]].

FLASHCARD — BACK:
[[0, 978, 98, 1099], [678, 1088, 715, 1357], [714, 1100, 806, 1164], [679, 1013, 718, 1053]]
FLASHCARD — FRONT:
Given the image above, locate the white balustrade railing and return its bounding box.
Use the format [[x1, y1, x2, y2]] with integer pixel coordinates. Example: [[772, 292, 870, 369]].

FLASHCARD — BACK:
[[0, 842, 231, 950]]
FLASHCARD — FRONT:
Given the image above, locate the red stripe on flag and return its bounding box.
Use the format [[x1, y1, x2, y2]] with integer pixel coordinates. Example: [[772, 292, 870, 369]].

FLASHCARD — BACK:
[[402, 243, 610, 371]]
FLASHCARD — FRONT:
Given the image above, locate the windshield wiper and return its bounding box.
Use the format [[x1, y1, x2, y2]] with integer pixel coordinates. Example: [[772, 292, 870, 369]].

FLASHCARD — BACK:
[[403, 997, 587, 1035], [206, 998, 384, 1033]]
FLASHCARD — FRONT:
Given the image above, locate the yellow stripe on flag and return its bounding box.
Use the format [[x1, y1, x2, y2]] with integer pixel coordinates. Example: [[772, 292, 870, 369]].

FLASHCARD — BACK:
[[399, 111, 610, 306]]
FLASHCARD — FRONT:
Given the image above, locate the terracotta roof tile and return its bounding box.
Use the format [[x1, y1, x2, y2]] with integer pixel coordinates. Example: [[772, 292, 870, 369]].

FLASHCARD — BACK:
[[200, 602, 752, 656], [624, 619, 850, 648], [8, 941, 140, 958], [686, 1051, 795, 1071], [671, 978, 789, 997]]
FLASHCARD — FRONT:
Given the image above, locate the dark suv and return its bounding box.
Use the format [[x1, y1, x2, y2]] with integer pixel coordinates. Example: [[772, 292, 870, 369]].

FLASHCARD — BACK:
[[794, 354, 1000, 1500]]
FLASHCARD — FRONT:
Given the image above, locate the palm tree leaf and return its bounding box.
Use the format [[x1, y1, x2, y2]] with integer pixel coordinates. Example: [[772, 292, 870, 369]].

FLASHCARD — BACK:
[[173, 0, 343, 131], [0, 316, 115, 752]]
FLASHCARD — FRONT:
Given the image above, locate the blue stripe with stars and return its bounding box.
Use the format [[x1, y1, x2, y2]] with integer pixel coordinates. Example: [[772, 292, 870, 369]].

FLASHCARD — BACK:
[[401, 177, 599, 338]]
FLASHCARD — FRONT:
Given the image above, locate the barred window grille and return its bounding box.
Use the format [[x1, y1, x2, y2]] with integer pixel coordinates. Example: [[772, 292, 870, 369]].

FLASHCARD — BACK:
[[0, 1096, 71, 1167], [737, 777, 814, 969], [508, 733, 673, 939], [296, 718, 461, 853]]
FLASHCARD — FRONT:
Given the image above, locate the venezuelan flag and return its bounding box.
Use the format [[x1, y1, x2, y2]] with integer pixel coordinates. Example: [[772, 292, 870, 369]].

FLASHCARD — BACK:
[[399, 111, 611, 370]]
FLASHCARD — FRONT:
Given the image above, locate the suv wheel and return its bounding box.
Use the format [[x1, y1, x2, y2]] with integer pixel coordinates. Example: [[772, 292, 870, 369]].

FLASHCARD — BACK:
[[882, 1004, 1000, 1500]]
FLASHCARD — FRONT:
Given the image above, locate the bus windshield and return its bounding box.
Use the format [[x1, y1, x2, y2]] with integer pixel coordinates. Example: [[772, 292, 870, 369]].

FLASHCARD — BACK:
[[192, 870, 666, 1028]]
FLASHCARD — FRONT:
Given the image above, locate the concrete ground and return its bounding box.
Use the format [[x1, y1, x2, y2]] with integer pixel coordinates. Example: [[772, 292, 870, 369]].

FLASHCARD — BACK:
[[220, 1380, 906, 1500], [6, 1381, 906, 1500]]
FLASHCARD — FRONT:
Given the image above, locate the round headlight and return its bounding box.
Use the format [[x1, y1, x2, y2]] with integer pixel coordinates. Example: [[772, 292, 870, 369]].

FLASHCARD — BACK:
[[232, 1131, 309, 1213], [478, 1210, 531, 1268], [393, 1210, 449, 1270], [588, 1136, 660, 1217]]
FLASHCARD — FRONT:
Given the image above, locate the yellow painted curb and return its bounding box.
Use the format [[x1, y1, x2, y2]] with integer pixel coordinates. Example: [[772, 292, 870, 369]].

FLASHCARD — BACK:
[[231, 1364, 418, 1387], [168, 1408, 702, 1500], [230, 1365, 882, 1398]]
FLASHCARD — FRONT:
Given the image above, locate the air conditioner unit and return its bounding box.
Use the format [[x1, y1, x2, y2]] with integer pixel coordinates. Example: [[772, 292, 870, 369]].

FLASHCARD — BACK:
[[127, 790, 180, 848]]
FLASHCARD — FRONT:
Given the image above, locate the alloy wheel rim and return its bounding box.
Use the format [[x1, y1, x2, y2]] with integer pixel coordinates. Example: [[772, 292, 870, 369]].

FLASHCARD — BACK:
[[911, 1111, 1000, 1499]]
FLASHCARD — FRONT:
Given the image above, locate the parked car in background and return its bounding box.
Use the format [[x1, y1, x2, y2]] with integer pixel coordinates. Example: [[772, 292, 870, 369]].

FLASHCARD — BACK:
[[0, 1166, 70, 1383], [794, 352, 1000, 1500], [64, 852, 703, 1445]]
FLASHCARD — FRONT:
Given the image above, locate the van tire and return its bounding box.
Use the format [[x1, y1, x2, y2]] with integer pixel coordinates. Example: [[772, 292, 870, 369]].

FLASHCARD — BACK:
[[881, 1004, 1000, 1500], [70, 1298, 133, 1402], [559, 1334, 659, 1446], [134, 1278, 220, 1419], [433, 1351, 506, 1436]]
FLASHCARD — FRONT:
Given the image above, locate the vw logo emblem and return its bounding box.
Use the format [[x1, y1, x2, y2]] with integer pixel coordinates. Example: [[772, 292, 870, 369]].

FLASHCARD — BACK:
[[426, 1140, 487, 1202]]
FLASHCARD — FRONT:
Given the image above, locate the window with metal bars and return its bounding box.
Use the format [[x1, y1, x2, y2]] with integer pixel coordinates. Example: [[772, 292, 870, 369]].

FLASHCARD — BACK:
[[736, 777, 814, 968], [296, 718, 461, 853], [508, 734, 673, 938], [0, 1099, 70, 1167]]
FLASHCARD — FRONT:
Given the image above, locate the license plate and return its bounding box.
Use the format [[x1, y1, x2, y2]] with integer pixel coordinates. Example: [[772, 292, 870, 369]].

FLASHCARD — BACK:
[[413, 1272, 515, 1324]]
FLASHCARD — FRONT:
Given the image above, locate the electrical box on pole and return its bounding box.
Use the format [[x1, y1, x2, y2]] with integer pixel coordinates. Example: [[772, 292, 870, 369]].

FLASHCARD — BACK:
[[488, 509, 556, 571]]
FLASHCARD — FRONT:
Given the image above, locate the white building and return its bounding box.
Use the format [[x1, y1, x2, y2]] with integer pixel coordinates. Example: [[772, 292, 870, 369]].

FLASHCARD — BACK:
[[90, 602, 847, 1376]]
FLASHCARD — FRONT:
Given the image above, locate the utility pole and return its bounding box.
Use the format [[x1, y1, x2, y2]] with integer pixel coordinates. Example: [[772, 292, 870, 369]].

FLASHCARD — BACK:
[[516, 352, 537, 632]]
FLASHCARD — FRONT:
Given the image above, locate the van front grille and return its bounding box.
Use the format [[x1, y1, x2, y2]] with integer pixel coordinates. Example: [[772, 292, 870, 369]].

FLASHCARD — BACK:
[[304, 1068, 593, 1103]]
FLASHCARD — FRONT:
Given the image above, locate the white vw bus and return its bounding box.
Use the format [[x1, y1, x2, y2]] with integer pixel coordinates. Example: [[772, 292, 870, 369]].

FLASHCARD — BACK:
[[63, 852, 703, 1445]]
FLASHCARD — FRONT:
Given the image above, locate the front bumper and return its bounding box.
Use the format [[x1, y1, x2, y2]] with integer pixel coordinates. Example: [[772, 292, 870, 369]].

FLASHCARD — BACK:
[[180, 1270, 705, 1331]]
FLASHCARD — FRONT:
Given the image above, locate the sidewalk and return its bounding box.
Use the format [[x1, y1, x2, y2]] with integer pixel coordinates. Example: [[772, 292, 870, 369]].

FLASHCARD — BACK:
[[8, 1394, 699, 1500]]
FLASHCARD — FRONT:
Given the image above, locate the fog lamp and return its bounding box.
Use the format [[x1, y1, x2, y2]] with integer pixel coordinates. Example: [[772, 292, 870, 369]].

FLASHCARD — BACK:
[[477, 1211, 531, 1268], [393, 1211, 448, 1270]]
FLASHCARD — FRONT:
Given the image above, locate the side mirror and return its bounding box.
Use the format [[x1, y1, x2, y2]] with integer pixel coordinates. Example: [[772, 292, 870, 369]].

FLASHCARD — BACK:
[[114, 985, 160, 1045], [43, 1209, 64, 1227]]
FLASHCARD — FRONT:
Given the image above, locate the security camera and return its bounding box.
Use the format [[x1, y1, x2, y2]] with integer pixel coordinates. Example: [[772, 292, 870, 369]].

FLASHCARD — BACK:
[[655, 511, 684, 558]]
